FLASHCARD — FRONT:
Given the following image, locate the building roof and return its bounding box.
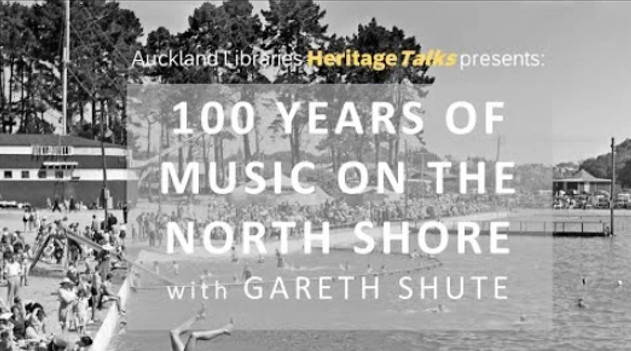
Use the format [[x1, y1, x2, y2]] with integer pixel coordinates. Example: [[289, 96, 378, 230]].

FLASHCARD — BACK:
[[0, 134, 125, 149], [554, 169, 611, 183]]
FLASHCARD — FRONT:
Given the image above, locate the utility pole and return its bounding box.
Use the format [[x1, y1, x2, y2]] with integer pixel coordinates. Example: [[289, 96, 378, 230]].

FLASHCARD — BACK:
[[610, 137, 615, 235], [495, 135, 502, 162], [404, 141, 409, 219], [101, 109, 109, 223], [420, 151, 426, 203], [61, 0, 70, 135], [158, 121, 163, 213]]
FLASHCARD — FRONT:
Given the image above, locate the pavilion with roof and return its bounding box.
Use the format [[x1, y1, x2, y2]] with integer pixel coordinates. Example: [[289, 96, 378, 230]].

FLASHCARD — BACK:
[[553, 169, 611, 195]]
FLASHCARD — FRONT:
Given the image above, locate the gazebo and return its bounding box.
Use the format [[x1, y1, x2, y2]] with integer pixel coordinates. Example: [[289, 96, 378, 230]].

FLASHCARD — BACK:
[[553, 169, 611, 195]]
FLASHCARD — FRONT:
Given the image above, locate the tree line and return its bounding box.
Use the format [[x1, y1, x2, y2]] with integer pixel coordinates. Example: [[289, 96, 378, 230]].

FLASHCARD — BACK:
[[1, 0, 434, 173], [579, 138, 631, 189]]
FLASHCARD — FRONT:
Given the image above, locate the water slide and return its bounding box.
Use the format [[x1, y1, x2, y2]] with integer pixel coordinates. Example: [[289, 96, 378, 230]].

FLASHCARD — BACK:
[[30, 231, 177, 286]]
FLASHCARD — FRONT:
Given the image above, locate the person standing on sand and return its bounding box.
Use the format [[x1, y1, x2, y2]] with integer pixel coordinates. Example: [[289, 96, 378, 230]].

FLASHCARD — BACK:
[[57, 278, 77, 333], [51, 198, 62, 213], [22, 209, 29, 233], [3, 254, 21, 304], [74, 289, 89, 335], [90, 270, 102, 323], [169, 304, 234, 351]]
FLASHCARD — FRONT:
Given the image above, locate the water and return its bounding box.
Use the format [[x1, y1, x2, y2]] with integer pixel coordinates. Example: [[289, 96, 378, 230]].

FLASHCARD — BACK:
[[112, 212, 631, 350]]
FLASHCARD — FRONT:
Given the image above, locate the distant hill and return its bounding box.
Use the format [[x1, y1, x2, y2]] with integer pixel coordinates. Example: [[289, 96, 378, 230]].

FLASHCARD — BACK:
[[579, 138, 631, 188]]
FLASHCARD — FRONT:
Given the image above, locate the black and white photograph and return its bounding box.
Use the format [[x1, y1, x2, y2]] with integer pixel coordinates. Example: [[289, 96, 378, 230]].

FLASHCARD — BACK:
[[0, 1, 630, 350]]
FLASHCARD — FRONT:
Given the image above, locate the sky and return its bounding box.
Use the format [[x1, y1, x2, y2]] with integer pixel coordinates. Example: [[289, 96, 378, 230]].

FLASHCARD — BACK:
[[118, 1, 631, 165]]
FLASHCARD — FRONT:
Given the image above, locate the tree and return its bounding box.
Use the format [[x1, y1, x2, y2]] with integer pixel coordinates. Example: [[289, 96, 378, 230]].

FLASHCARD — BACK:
[[0, 0, 143, 140], [619, 158, 631, 189], [347, 18, 434, 169], [221, 0, 268, 164], [262, 0, 329, 166]]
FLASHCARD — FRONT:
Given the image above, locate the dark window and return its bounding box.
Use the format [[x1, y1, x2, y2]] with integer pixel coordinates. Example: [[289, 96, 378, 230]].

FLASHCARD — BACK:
[[3, 171, 12, 179], [55, 170, 64, 179], [38, 170, 46, 179], [21, 171, 29, 179]]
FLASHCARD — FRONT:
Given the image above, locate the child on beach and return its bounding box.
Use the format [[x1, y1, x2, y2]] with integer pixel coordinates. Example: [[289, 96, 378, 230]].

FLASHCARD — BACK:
[[21, 245, 32, 287], [74, 289, 89, 334]]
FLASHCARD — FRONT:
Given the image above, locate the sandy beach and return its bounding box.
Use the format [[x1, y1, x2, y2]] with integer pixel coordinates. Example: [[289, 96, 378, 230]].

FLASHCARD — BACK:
[[0, 208, 126, 345]]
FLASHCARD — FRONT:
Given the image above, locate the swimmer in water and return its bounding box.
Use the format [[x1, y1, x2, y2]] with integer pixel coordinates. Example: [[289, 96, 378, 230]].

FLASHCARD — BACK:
[[258, 254, 265, 264], [169, 303, 234, 351], [276, 249, 284, 268], [130, 271, 141, 292], [380, 264, 386, 273], [410, 249, 420, 259], [425, 304, 445, 313], [366, 264, 373, 274], [616, 280, 623, 287], [242, 264, 253, 281], [519, 314, 527, 322], [154, 261, 160, 274], [199, 269, 211, 285], [577, 298, 587, 309], [581, 277, 586, 286], [339, 261, 350, 272], [230, 246, 239, 263], [172, 261, 180, 276]]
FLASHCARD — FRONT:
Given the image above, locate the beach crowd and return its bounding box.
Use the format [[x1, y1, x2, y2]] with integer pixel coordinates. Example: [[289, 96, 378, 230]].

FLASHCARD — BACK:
[[133, 194, 517, 244], [0, 208, 127, 351]]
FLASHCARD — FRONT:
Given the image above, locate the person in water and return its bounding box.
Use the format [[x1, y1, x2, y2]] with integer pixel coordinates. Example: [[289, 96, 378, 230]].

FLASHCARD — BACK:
[[275, 249, 284, 268], [173, 261, 180, 276], [170, 304, 234, 351], [577, 298, 587, 308], [242, 265, 253, 281], [425, 304, 445, 313], [409, 249, 420, 259], [230, 247, 239, 263]]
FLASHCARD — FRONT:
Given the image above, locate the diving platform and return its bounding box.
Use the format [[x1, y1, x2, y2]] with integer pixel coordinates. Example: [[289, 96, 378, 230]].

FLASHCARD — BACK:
[[410, 220, 612, 237]]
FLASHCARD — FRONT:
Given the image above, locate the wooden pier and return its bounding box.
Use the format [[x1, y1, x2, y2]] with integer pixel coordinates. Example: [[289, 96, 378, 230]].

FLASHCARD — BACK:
[[410, 220, 612, 237]]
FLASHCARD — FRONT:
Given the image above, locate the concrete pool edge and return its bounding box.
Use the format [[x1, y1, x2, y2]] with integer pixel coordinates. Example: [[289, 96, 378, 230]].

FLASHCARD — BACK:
[[91, 275, 131, 351]]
